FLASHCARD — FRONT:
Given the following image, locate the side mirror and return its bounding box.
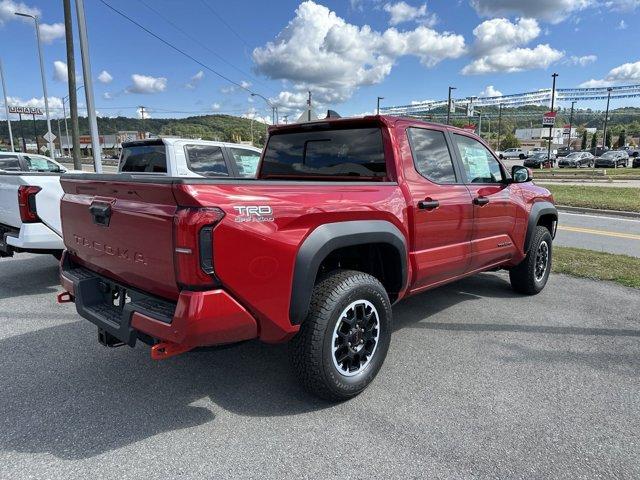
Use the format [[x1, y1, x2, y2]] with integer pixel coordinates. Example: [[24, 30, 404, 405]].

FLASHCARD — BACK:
[[511, 165, 532, 183]]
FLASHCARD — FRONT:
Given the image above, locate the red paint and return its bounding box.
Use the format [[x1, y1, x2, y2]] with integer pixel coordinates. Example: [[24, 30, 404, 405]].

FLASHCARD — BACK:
[[59, 115, 554, 351]]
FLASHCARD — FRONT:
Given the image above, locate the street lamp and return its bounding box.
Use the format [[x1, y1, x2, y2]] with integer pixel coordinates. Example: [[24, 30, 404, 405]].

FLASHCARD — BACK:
[[446, 86, 456, 125], [0, 57, 15, 152], [15, 11, 55, 159], [602, 87, 613, 150], [61, 84, 84, 156], [377, 96, 384, 115], [251, 92, 277, 125], [546, 73, 558, 163]]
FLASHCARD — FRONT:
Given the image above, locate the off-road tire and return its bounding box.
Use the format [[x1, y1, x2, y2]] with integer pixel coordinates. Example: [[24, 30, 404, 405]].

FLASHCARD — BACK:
[[509, 226, 553, 295], [289, 270, 392, 401]]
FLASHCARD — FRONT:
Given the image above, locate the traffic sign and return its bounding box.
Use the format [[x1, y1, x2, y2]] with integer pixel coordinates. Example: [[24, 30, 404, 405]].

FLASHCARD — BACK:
[[542, 111, 557, 127], [43, 131, 56, 143]]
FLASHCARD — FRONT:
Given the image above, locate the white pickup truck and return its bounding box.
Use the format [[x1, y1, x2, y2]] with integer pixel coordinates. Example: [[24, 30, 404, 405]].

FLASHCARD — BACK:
[[118, 138, 262, 177], [0, 152, 70, 258]]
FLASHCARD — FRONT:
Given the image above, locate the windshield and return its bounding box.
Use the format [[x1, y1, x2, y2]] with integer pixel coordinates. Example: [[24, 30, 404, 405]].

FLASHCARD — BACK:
[[261, 127, 387, 180], [600, 152, 619, 158], [566, 153, 581, 159], [531, 153, 546, 159]]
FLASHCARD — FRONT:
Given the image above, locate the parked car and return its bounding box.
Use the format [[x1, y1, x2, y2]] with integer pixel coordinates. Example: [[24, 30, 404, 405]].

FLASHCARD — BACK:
[[58, 116, 557, 400], [556, 146, 575, 157], [589, 146, 609, 157], [594, 150, 629, 168], [0, 152, 71, 259], [118, 139, 262, 178], [632, 156, 640, 168], [625, 147, 639, 159], [498, 147, 527, 160], [524, 152, 556, 169], [558, 151, 595, 168]]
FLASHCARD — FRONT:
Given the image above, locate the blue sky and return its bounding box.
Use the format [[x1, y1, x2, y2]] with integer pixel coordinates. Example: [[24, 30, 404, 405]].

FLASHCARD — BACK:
[[1, 0, 639, 122]]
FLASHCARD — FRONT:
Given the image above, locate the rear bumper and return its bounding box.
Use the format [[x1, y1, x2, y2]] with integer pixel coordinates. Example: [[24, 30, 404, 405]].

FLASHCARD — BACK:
[[60, 254, 257, 348], [3, 222, 64, 251]]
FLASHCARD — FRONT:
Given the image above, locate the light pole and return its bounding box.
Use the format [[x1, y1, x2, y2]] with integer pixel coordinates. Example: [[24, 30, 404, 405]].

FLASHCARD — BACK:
[[446, 86, 456, 125], [497, 104, 503, 150], [566, 101, 576, 149], [602, 87, 613, 150], [547, 73, 558, 163], [62, 85, 84, 157], [15, 12, 55, 159], [377, 96, 384, 115], [75, 0, 102, 172], [251, 93, 276, 124], [0, 57, 15, 152]]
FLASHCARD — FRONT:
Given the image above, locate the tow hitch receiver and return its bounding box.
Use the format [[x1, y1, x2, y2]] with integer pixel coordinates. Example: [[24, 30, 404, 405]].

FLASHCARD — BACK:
[[98, 328, 125, 348], [57, 291, 74, 303], [151, 341, 193, 360]]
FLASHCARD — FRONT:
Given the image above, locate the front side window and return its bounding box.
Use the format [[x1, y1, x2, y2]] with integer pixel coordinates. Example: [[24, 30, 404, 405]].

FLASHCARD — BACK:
[[453, 134, 504, 184], [229, 148, 261, 178], [262, 127, 386, 179], [0, 156, 21, 171], [185, 145, 228, 177], [406, 128, 456, 183]]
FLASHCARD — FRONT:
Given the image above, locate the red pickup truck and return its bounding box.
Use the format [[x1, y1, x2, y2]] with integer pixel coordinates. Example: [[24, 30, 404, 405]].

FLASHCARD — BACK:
[[58, 115, 557, 400]]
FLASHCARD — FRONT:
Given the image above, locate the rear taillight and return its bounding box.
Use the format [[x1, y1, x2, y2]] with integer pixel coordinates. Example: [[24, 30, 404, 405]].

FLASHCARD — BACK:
[[173, 207, 225, 290], [18, 185, 42, 223]]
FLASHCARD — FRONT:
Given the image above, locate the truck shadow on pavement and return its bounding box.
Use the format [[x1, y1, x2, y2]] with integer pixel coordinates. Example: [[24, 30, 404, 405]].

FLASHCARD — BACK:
[[1, 271, 636, 460], [0, 255, 60, 301]]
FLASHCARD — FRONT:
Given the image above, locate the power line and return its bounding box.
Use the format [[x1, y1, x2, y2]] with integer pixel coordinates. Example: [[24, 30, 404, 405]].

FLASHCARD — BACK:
[[198, 0, 252, 49], [134, 0, 271, 92], [97, 0, 258, 97]]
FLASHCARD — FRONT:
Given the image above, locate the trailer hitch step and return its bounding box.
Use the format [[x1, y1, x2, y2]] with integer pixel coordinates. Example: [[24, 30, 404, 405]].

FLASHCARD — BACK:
[[151, 341, 193, 360]]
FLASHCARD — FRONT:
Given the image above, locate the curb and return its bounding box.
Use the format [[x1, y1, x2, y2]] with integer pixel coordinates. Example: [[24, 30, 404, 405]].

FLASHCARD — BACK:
[[557, 205, 640, 219]]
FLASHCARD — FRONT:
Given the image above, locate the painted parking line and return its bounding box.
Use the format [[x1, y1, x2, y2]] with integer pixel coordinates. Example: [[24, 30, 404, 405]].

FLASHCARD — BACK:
[[557, 225, 640, 241]]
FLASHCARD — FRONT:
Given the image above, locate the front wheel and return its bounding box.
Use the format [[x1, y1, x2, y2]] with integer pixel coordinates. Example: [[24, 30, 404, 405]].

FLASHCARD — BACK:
[[289, 270, 392, 401], [509, 226, 552, 295]]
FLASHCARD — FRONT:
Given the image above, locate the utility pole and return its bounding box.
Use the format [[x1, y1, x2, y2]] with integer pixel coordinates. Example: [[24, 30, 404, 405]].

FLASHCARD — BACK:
[[64, 0, 82, 169], [377, 96, 384, 115], [602, 87, 613, 150], [307, 91, 312, 122], [57, 118, 63, 157], [283, 115, 288, 124], [0, 58, 15, 152], [18, 113, 26, 152], [75, 0, 102, 172], [547, 73, 558, 163], [446, 86, 456, 125], [497, 104, 503, 150], [139, 106, 146, 137], [566, 101, 576, 149], [32, 113, 39, 153], [15, 12, 55, 159]]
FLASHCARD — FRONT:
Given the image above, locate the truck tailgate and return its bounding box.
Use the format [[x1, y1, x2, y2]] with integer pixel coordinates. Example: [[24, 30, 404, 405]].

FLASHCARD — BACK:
[[61, 176, 180, 300]]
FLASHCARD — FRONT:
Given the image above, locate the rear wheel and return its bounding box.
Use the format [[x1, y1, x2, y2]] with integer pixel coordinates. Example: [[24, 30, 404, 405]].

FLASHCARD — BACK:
[[509, 226, 552, 295], [289, 270, 392, 401]]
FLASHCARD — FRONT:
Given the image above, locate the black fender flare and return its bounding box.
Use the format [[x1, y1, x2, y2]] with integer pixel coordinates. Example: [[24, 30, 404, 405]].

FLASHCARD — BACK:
[[524, 201, 558, 253], [289, 220, 408, 325]]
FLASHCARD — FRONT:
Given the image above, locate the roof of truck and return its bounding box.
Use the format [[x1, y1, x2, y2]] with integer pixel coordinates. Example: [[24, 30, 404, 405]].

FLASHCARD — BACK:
[[122, 137, 261, 151]]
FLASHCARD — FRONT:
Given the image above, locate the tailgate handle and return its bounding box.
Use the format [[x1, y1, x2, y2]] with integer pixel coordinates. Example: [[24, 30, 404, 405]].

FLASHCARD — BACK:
[[89, 202, 112, 227]]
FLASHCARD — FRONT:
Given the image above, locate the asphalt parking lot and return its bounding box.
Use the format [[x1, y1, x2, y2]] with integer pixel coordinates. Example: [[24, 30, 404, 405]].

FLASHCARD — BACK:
[[1, 254, 639, 479]]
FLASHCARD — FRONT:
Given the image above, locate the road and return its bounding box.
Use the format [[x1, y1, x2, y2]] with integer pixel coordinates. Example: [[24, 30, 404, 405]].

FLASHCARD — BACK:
[[555, 211, 640, 257], [1, 254, 638, 479], [538, 179, 640, 188]]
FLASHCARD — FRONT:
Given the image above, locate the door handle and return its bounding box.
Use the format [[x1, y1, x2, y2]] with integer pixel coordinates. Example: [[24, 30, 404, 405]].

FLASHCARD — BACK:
[[418, 199, 440, 210], [473, 196, 490, 206]]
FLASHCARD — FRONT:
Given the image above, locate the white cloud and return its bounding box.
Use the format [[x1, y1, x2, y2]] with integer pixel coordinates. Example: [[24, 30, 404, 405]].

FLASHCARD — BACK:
[[53, 60, 67, 82], [568, 54, 597, 66], [253, 1, 465, 106], [103, 92, 112, 100], [0, 0, 39, 24], [5, 95, 64, 117], [211, 102, 221, 111], [38, 22, 64, 43], [605, 0, 640, 11], [469, 0, 593, 23], [617, 20, 627, 29], [480, 85, 502, 97], [185, 70, 204, 89], [462, 18, 563, 74], [126, 74, 167, 94], [97, 70, 113, 84], [383, 2, 437, 26], [221, 80, 252, 94], [137, 106, 151, 119], [580, 60, 640, 87]]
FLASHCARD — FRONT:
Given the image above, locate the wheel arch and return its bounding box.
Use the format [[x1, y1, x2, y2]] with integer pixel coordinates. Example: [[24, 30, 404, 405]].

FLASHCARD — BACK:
[[524, 201, 558, 253], [290, 221, 408, 325]]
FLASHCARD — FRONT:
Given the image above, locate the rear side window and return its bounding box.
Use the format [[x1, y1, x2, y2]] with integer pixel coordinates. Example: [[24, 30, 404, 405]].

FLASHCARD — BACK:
[[24, 156, 62, 172], [261, 127, 386, 179], [406, 128, 457, 183], [0, 156, 21, 171], [185, 145, 228, 177], [120, 144, 167, 173], [229, 147, 260, 178]]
